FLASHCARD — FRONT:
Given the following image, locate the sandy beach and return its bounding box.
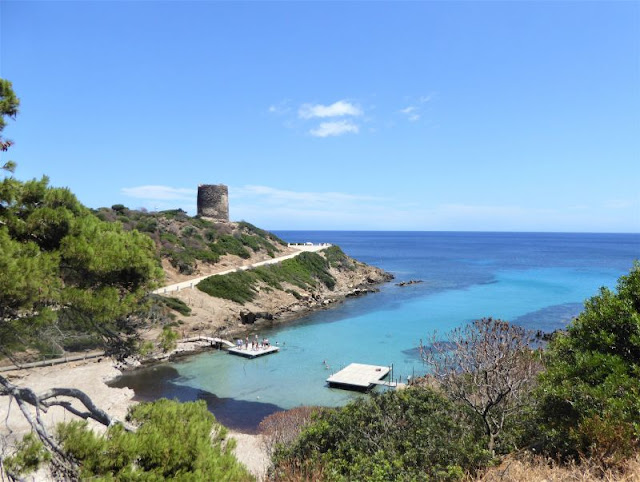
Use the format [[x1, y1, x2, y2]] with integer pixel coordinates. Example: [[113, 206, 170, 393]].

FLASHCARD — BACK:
[[0, 357, 269, 481]]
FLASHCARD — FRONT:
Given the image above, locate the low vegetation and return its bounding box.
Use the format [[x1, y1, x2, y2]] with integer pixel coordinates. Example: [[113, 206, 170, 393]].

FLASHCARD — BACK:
[[95, 205, 287, 275], [153, 295, 192, 316], [271, 388, 492, 481], [197, 250, 339, 304], [56, 399, 253, 481]]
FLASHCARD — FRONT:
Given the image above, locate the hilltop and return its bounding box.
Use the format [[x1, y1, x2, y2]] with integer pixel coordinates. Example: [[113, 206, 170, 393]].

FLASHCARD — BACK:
[[94, 205, 393, 341]]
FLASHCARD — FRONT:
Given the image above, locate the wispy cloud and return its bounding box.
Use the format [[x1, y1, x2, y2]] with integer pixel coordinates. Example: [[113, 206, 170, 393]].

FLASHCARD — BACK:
[[121, 185, 196, 201], [399, 94, 435, 122], [309, 120, 359, 137], [230, 185, 400, 229], [232, 185, 381, 206], [267, 100, 292, 115], [299, 100, 362, 119]]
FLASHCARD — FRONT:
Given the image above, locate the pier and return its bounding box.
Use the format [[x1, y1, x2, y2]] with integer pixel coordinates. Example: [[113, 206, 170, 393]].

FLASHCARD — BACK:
[[327, 363, 392, 391], [228, 346, 280, 359]]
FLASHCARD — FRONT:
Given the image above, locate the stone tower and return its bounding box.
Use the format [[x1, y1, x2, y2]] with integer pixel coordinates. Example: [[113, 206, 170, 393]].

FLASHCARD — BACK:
[[197, 184, 229, 222]]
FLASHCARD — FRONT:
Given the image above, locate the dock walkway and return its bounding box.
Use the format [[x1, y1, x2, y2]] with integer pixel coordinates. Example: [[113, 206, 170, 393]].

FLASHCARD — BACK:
[[228, 346, 280, 359], [327, 363, 391, 390]]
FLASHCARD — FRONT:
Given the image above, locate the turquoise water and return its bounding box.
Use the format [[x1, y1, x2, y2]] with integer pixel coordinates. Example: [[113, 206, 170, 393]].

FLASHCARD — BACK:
[[112, 232, 639, 431]]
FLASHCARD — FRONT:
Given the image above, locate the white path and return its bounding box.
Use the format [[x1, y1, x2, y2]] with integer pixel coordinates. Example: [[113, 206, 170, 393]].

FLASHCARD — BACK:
[[152, 244, 330, 295]]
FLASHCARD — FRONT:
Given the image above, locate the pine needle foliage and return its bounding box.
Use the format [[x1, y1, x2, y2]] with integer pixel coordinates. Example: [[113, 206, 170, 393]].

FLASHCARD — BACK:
[[56, 399, 254, 481]]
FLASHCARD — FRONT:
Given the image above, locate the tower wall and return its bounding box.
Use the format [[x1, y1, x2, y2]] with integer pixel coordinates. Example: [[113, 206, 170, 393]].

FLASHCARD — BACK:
[[197, 184, 229, 222]]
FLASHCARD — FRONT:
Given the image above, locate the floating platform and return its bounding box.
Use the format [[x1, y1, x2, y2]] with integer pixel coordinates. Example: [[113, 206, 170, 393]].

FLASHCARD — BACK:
[[227, 346, 279, 359], [327, 363, 390, 391]]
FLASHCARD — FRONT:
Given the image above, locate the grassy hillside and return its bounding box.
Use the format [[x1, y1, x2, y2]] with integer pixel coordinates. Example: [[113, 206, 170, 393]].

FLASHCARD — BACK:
[[94, 206, 287, 275], [196, 248, 353, 304]]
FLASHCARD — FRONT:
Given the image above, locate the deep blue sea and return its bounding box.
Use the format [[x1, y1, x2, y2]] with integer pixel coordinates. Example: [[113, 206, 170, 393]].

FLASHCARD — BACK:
[[111, 232, 639, 432]]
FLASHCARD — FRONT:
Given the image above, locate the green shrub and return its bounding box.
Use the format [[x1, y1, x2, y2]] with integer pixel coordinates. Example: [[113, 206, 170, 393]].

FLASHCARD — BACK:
[[135, 218, 158, 233], [159, 325, 178, 352], [197, 271, 257, 304], [238, 220, 287, 246], [204, 229, 218, 242], [324, 245, 354, 270], [156, 295, 192, 316], [57, 399, 253, 481], [158, 209, 188, 220], [286, 289, 302, 300], [532, 262, 640, 463], [4, 433, 51, 477], [182, 225, 197, 237], [160, 232, 180, 245], [168, 250, 196, 274], [212, 235, 251, 259], [111, 204, 127, 213], [272, 388, 491, 481]]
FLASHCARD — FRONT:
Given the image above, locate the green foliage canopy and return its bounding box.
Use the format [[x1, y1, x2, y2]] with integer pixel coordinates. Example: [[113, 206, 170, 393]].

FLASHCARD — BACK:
[[534, 262, 640, 461], [57, 399, 253, 481], [0, 175, 163, 357], [0, 78, 19, 171], [272, 388, 491, 481]]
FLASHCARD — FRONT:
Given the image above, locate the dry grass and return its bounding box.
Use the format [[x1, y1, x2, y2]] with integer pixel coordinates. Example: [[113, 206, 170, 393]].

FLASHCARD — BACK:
[[474, 453, 640, 482]]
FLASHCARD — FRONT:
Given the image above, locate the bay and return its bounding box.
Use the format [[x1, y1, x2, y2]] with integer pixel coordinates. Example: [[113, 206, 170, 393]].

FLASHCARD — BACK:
[[111, 231, 639, 432]]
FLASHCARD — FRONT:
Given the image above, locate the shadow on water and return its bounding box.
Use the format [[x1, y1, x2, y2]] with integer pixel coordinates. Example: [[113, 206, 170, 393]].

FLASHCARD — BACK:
[[108, 365, 283, 434]]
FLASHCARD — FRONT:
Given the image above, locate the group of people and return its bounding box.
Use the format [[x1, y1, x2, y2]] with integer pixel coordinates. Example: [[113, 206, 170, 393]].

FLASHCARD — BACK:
[[236, 334, 271, 351]]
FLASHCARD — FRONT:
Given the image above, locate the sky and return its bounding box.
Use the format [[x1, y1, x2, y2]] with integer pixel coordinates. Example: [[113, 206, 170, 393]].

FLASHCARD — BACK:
[[1, 1, 638, 232]]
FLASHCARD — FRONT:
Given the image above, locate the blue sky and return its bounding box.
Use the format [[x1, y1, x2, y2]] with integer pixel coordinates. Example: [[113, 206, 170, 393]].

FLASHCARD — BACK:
[[1, 1, 638, 232]]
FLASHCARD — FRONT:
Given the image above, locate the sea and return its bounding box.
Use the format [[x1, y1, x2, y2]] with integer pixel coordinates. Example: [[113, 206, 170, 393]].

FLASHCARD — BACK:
[[110, 231, 639, 432]]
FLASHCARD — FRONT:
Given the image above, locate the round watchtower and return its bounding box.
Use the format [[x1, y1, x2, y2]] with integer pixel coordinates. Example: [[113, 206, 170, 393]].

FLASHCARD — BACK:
[[197, 184, 229, 222]]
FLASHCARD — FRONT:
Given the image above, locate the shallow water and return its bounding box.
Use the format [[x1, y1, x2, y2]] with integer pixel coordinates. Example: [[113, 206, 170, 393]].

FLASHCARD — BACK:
[[111, 232, 639, 431]]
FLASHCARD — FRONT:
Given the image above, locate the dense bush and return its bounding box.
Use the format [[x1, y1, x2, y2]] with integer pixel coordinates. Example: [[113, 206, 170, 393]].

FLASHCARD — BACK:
[[271, 388, 491, 481], [197, 270, 257, 304], [197, 252, 337, 304], [532, 263, 640, 464], [57, 399, 253, 481], [323, 246, 354, 270], [155, 295, 192, 316]]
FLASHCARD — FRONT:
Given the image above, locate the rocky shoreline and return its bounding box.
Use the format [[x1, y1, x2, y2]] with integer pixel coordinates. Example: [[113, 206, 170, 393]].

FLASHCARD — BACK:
[[150, 250, 394, 350], [132, 262, 394, 368]]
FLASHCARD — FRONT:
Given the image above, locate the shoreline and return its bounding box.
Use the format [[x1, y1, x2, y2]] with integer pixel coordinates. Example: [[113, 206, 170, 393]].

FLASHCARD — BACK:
[[1, 275, 393, 480], [0, 358, 271, 480], [122, 271, 393, 371]]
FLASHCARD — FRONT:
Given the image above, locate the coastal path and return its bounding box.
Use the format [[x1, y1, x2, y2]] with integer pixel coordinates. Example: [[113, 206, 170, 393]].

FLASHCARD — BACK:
[[153, 243, 331, 295]]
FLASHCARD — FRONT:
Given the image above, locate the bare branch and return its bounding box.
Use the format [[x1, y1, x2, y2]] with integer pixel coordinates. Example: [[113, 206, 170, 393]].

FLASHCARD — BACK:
[[420, 318, 543, 453]]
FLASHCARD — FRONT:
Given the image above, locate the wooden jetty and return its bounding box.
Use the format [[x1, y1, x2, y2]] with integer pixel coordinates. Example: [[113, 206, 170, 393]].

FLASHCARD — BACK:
[[228, 346, 280, 359], [327, 363, 391, 391]]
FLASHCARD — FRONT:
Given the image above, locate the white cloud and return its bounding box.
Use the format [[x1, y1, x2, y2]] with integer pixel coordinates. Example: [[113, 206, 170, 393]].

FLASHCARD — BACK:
[[309, 120, 359, 138], [399, 94, 436, 122], [299, 100, 362, 119], [121, 185, 196, 201]]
